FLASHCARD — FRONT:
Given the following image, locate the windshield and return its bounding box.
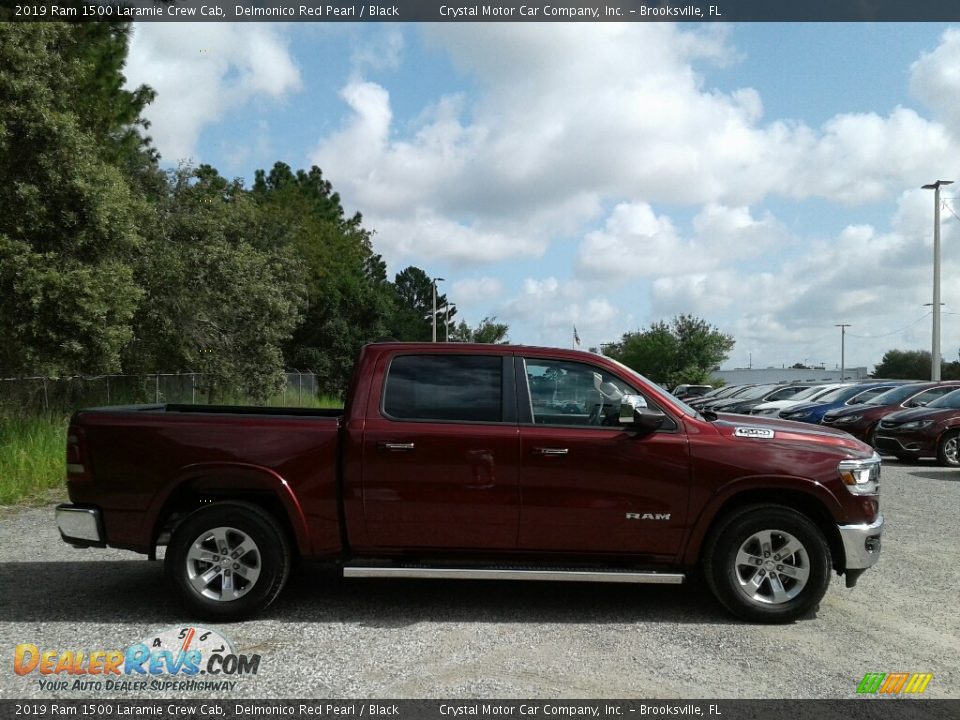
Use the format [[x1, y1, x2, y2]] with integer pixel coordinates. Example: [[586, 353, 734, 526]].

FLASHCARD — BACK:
[[788, 385, 829, 401], [816, 385, 872, 403], [734, 384, 782, 400], [927, 389, 960, 409], [865, 384, 924, 406]]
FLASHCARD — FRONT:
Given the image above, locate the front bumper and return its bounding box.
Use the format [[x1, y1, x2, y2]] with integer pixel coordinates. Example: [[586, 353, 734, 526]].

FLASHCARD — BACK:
[[874, 432, 936, 457], [838, 513, 884, 570], [55, 504, 105, 548]]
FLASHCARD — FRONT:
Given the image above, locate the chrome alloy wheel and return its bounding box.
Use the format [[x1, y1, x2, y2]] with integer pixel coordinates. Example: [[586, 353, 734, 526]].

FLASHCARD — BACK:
[[943, 435, 959, 465], [733, 529, 810, 605], [185, 526, 262, 602]]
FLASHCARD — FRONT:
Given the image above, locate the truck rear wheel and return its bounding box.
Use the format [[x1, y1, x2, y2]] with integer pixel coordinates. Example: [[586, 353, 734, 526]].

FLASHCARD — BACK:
[[166, 501, 291, 620], [704, 505, 831, 623]]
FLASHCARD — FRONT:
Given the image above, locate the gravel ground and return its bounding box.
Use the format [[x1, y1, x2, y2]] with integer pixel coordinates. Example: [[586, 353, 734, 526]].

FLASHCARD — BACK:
[[0, 462, 957, 700]]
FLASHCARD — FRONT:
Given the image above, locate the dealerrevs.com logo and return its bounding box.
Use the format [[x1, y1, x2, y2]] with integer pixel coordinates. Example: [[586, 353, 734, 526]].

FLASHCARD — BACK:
[[13, 626, 260, 692], [856, 673, 934, 696]]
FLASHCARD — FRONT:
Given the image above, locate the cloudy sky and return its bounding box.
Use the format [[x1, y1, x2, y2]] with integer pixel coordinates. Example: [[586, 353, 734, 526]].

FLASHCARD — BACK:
[[125, 22, 960, 372]]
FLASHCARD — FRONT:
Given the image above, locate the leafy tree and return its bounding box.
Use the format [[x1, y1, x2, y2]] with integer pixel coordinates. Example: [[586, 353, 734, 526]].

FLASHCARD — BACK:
[[123, 166, 306, 400], [0, 24, 147, 376], [251, 162, 394, 395], [389, 266, 456, 342], [872, 349, 960, 380], [872, 350, 931, 379], [605, 315, 734, 388], [449, 317, 510, 344]]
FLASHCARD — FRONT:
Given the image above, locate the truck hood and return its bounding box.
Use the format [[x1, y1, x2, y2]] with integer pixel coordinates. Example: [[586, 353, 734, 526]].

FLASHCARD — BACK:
[[712, 412, 874, 456]]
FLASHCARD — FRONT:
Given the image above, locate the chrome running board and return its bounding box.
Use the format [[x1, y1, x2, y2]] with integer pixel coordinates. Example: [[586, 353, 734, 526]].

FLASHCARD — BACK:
[[342, 566, 684, 584]]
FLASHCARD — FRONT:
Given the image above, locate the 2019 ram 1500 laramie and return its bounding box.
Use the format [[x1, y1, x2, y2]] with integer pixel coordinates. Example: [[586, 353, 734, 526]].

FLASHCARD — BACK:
[[56, 343, 883, 623]]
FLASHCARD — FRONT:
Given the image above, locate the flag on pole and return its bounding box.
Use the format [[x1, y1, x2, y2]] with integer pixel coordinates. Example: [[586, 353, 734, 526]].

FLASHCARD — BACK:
[[573, 326, 581, 347]]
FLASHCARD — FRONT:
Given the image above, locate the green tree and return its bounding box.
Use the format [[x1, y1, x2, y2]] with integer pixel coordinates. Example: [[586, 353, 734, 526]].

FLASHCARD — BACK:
[[871, 349, 960, 380], [871, 349, 931, 379], [0, 24, 148, 376], [449, 317, 510, 344], [388, 266, 456, 341], [605, 315, 734, 388], [251, 162, 394, 395], [124, 166, 306, 400]]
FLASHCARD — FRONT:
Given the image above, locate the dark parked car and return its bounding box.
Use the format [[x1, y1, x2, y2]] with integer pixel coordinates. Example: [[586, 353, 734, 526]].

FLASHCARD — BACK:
[[714, 383, 822, 416], [874, 388, 960, 465], [821, 382, 960, 444], [672, 384, 713, 400], [697, 384, 766, 411], [686, 384, 749, 409], [779, 382, 912, 425]]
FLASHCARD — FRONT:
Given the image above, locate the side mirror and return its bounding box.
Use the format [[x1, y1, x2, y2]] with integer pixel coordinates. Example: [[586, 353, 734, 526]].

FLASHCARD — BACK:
[[619, 394, 665, 432]]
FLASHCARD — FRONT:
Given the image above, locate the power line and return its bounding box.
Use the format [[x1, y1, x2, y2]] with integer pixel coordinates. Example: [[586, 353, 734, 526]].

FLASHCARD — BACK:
[[845, 312, 931, 339]]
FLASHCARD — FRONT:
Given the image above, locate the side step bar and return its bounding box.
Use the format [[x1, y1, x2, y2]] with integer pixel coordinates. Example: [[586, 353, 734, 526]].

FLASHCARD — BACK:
[[343, 566, 684, 585]]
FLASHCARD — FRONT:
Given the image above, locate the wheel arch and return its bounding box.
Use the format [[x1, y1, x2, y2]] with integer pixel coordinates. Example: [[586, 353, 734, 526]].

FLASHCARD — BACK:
[[147, 463, 310, 558], [684, 484, 845, 573]]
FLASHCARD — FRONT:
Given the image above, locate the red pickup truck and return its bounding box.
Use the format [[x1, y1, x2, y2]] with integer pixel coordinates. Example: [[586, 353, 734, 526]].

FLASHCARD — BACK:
[[56, 343, 883, 623]]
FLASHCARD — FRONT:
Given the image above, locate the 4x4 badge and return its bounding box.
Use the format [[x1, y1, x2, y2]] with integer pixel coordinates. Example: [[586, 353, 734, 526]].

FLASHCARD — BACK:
[[735, 427, 775, 439]]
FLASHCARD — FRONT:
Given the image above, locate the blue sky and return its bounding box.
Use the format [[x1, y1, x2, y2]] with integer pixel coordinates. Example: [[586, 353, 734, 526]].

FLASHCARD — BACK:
[[125, 22, 960, 371]]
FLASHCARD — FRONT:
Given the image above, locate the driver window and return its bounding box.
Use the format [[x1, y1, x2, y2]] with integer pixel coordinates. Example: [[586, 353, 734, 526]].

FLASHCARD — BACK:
[[524, 359, 637, 427]]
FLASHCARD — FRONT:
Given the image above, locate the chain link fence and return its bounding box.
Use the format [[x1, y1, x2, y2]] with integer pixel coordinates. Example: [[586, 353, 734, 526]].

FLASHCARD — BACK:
[[0, 371, 319, 415]]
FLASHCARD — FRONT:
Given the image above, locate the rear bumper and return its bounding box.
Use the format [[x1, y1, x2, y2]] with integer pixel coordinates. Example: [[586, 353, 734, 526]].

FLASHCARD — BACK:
[[838, 514, 883, 570], [55, 504, 106, 548]]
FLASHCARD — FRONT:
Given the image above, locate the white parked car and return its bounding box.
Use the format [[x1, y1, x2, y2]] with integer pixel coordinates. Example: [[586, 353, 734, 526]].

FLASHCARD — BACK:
[[749, 383, 854, 417]]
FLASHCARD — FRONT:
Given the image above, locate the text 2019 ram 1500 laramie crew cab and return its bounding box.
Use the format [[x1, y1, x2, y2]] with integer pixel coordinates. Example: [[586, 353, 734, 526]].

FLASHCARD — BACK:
[[56, 343, 883, 623]]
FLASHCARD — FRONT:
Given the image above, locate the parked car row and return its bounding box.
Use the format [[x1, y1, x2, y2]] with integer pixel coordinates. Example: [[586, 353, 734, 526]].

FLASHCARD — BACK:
[[678, 379, 960, 467]]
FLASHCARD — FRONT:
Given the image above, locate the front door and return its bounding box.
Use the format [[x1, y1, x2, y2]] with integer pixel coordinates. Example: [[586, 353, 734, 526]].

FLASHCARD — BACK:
[[517, 357, 690, 560]]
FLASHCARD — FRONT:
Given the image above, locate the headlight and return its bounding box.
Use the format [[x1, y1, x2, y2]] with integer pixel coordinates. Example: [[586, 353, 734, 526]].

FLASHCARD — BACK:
[[838, 454, 881, 496], [783, 412, 809, 420], [752, 408, 780, 416], [831, 414, 862, 425], [899, 420, 933, 430]]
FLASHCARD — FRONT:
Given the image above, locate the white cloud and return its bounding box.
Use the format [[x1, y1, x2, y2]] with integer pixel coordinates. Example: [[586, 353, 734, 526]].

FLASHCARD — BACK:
[[125, 24, 301, 162], [646, 190, 960, 369], [577, 201, 786, 282], [309, 23, 958, 271], [451, 277, 505, 307], [911, 27, 960, 136]]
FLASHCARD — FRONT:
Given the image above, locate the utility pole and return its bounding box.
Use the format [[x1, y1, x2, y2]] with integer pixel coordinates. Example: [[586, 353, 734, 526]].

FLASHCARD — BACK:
[[431, 277, 445, 343], [922, 180, 952, 381], [836, 324, 850, 381]]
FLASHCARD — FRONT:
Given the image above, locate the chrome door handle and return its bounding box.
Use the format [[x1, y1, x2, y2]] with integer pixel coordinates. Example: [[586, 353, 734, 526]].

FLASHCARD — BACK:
[[378, 442, 415, 452], [533, 447, 569, 456]]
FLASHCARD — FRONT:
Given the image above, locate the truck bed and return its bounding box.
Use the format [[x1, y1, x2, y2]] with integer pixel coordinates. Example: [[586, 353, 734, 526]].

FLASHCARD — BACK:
[[67, 404, 344, 556]]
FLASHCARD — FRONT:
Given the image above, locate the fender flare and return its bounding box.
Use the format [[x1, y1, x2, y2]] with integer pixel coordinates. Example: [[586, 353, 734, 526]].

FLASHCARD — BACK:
[[680, 475, 844, 566], [145, 462, 311, 555]]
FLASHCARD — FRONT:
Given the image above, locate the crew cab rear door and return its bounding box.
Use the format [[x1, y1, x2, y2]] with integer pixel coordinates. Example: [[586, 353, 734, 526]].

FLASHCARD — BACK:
[[516, 355, 690, 559], [360, 351, 520, 549]]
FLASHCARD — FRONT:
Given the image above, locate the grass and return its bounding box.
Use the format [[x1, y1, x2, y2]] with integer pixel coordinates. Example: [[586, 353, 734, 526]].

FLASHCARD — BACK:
[[0, 414, 70, 506], [0, 393, 343, 506]]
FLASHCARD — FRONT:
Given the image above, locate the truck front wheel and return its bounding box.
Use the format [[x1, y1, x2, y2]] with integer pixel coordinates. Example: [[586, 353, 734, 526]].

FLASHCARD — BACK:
[[703, 505, 831, 623], [166, 501, 291, 620]]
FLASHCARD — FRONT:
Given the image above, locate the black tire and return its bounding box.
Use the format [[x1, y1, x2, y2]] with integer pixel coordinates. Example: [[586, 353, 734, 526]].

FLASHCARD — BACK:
[[703, 505, 831, 624], [936, 430, 960, 468], [166, 501, 291, 621]]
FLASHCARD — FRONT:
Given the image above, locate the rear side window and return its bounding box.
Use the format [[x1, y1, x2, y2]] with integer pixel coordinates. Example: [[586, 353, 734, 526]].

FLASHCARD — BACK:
[[383, 355, 503, 423]]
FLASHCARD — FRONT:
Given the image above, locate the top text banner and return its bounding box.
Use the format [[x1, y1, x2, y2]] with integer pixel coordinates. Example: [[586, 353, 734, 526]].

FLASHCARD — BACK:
[[5, 0, 960, 21]]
